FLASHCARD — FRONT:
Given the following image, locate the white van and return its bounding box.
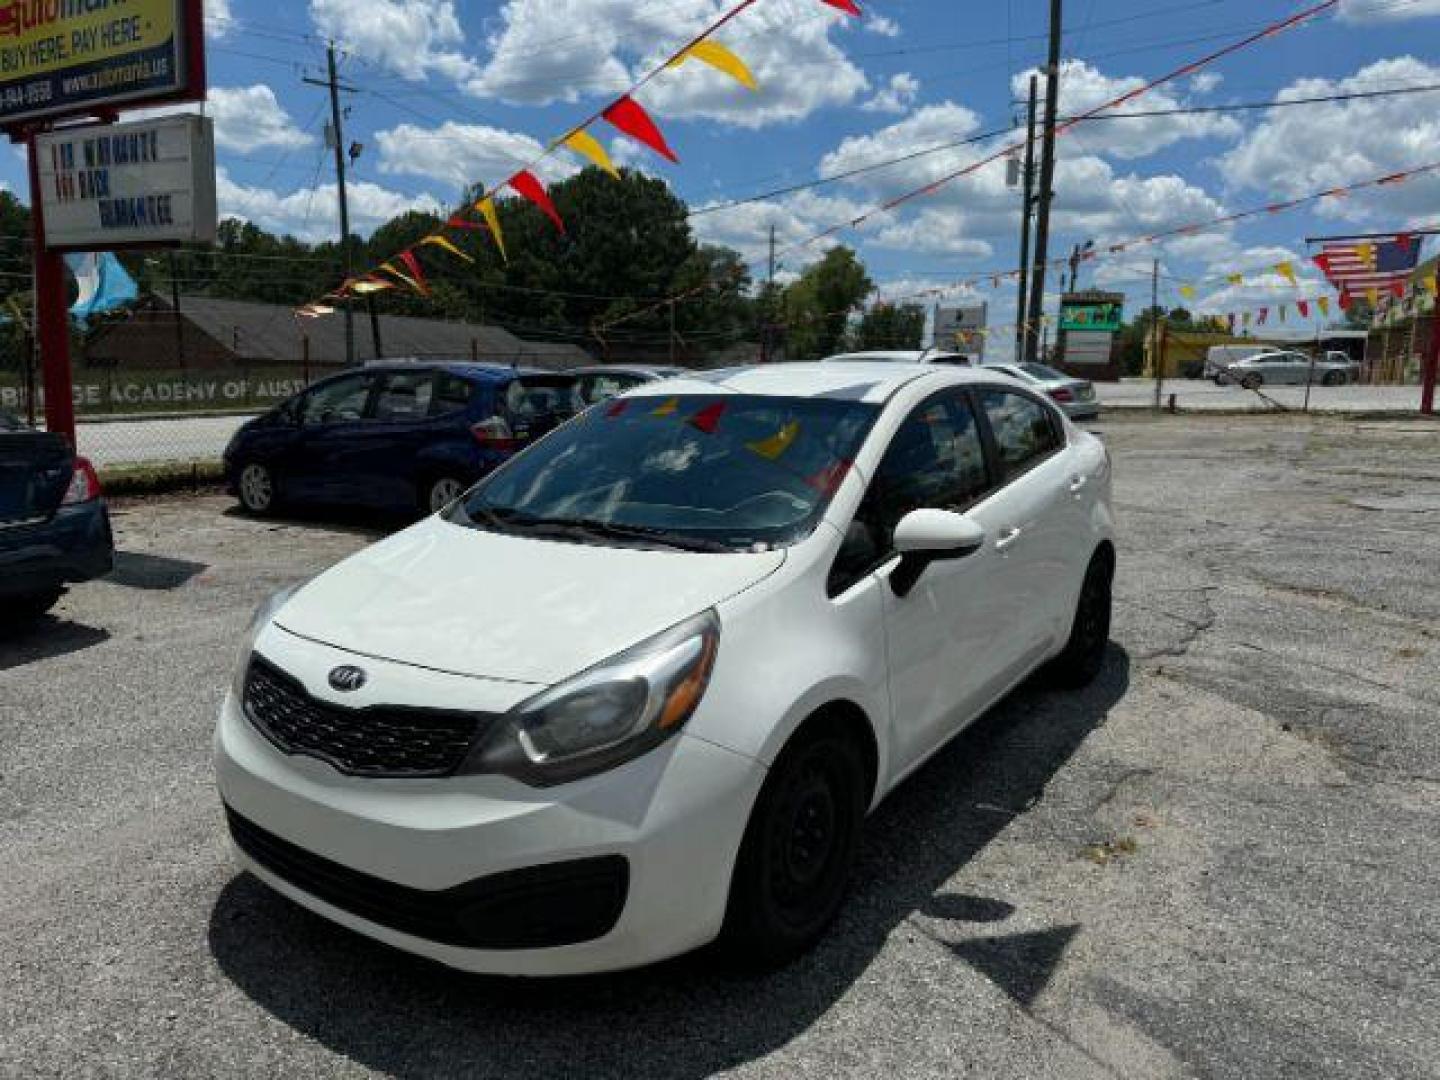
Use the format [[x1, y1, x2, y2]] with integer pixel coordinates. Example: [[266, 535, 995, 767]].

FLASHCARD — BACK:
[[1205, 344, 1269, 382]]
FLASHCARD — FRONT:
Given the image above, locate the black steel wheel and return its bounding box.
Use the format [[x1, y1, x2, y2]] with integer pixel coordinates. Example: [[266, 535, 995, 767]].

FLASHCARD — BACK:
[[720, 729, 866, 967]]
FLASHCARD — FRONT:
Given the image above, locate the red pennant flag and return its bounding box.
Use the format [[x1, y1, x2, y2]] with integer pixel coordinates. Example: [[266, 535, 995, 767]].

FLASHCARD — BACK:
[[1258, 307, 1268, 325], [1312, 253, 1331, 274], [1377, 172, 1408, 186], [688, 402, 726, 434], [508, 170, 565, 233], [821, 0, 862, 14], [398, 249, 430, 295], [446, 212, 483, 231], [1390, 280, 1406, 299], [1338, 291, 1352, 311], [602, 96, 678, 163], [1397, 232, 1413, 253], [1297, 299, 1310, 318]]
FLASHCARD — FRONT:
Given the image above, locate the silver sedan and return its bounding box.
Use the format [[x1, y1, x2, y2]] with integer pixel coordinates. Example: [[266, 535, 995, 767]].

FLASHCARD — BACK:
[[1217, 351, 1352, 389], [982, 362, 1100, 420]]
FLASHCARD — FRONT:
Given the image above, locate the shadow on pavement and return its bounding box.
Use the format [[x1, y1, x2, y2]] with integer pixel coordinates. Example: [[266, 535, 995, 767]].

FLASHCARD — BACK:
[[107, 551, 209, 591], [208, 646, 1131, 1079], [222, 503, 410, 540], [0, 615, 110, 671]]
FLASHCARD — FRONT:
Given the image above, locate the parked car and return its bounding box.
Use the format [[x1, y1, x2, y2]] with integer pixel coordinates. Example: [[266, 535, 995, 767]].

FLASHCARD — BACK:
[[223, 362, 581, 516], [1204, 344, 1267, 380], [570, 364, 687, 406], [983, 361, 1099, 420], [1323, 349, 1363, 383], [0, 410, 113, 621], [216, 362, 1115, 975], [824, 349, 978, 366], [1216, 350, 1352, 389]]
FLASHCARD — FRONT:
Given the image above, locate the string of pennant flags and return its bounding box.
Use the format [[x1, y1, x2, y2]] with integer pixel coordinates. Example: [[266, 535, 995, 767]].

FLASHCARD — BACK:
[[297, 0, 865, 317]]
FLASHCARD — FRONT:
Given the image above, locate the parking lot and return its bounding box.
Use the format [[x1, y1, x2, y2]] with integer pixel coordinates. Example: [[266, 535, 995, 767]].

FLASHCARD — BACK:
[[2, 412, 1437, 1079]]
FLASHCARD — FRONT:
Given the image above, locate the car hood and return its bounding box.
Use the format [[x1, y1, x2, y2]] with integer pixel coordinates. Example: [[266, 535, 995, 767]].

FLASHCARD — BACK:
[[273, 515, 785, 686]]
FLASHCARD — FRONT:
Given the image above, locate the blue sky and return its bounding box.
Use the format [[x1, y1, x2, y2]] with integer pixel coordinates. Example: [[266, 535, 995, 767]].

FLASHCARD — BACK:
[[9, 0, 1440, 352]]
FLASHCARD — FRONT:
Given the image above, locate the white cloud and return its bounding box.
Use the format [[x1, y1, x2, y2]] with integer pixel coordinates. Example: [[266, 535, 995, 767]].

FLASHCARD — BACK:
[[861, 73, 920, 115], [309, 0, 479, 83], [1219, 56, 1440, 224], [1190, 72, 1223, 95], [375, 122, 571, 193], [217, 169, 442, 241], [870, 209, 992, 258], [691, 190, 880, 263], [1339, 0, 1440, 21], [865, 14, 901, 37], [205, 0, 233, 39], [1010, 60, 1241, 160], [470, 0, 868, 127], [131, 86, 313, 154]]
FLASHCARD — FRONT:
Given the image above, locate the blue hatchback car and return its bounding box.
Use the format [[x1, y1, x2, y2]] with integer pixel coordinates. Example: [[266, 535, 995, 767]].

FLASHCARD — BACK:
[[1, 410, 114, 621], [223, 362, 580, 516]]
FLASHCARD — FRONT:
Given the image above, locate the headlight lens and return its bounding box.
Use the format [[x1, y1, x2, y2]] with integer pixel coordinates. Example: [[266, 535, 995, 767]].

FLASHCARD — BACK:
[[231, 583, 304, 701], [464, 609, 720, 786]]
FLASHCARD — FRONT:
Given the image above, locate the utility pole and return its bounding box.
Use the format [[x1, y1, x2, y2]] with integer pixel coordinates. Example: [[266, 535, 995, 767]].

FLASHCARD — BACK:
[[1025, 0, 1063, 366], [1150, 257, 1163, 410], [1015, 74, 1038, 365], [762, 223, 776, 363], [305, 43, 358, 366]]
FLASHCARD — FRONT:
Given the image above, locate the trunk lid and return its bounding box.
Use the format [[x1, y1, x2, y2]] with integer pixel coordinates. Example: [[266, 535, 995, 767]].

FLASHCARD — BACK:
[[0, 425, 73, 525]]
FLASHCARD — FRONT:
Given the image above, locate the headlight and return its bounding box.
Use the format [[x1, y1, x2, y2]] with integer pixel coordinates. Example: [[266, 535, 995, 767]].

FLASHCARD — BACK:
[[464, 609, 720, 786], [231, 583, 304, 701]]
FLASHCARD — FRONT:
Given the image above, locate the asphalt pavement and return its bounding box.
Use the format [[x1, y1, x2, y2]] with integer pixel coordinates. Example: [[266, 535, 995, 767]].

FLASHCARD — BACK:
[[1, 413, 1437, 1078]]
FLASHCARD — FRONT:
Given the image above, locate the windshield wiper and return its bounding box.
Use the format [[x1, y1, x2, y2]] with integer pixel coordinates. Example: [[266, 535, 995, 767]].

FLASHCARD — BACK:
[[530, 517, 735, 553]]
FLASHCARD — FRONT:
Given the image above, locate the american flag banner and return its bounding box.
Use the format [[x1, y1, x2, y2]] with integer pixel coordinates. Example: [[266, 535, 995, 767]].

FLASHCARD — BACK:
[[1312, 236, 1421, 300]]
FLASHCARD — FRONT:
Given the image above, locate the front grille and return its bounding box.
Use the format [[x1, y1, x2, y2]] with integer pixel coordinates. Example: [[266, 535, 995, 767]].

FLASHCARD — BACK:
[[243, 656, 487, 778], [226, 805, 629, 949]]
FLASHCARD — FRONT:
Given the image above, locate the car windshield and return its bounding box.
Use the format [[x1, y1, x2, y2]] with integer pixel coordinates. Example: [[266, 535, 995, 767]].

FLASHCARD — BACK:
[[450, 394, 880, 553], [1020, 363, 1066, 381]]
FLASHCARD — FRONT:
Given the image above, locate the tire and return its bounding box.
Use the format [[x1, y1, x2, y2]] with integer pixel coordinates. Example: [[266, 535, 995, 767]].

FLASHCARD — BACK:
[[1046, 551, 1113, 688], [422, 475, 468, 514], [3, 589, 62, 624], [237, 462, 278, 515], [1240, 374, 1262, 391], [1322, 371, 1343, 387], [720, 728, 867, 968]]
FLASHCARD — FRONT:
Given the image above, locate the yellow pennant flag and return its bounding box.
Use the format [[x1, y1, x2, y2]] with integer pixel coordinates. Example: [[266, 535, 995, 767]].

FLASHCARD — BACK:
[[350, 278, 395, 295], [561, 129, 619, 178], [1179, 284, 1196, 300], [747, 420, 800, 461], [421, 234, 474, 263], [1317, 296, 1330, 316], [1226, 273, 1244, 286], [1424, 274, 1438, 297], [1357, 243, 1376, 268], [379, 261, 424, 293], [474, 197, 507, 262], [1366, 286, 1380, 306], [1274, 261, 1296, 285], [673, 39, 758, 91], [651, 397, 680, 417]]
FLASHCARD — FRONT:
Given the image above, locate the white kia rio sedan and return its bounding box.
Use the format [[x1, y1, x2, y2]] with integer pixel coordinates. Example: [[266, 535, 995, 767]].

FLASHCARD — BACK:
[[215, 362, 1115, 976]]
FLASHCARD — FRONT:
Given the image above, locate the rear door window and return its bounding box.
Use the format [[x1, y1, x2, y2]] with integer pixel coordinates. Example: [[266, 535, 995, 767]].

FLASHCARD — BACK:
[[372, 371, 435, 422], [977, 389, 1061, 480], [300, 374, 373, 426], [503, 377, 579, 420]]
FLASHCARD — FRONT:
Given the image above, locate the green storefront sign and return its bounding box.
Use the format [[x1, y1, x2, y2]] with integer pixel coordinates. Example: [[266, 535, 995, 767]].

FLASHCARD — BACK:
[[1060, 299, 1123, 333]]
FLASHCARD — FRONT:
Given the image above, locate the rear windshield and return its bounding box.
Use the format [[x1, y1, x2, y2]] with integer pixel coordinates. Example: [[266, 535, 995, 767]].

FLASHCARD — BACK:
[[502, 376, 580, 419], [451, 394, 880, 553], [1020, 363, 1066, 381]]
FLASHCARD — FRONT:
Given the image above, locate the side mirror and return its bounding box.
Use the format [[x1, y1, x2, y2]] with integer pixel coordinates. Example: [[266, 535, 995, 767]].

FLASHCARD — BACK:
[[890, 509, 985, 597]]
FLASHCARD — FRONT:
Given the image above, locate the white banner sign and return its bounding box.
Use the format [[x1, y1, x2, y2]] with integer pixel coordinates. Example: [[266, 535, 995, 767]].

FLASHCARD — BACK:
[[37, 114, 217, 250]]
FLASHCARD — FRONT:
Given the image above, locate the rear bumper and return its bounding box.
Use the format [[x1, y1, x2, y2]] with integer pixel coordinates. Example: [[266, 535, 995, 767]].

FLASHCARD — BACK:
[[0, 499, 113, 597]]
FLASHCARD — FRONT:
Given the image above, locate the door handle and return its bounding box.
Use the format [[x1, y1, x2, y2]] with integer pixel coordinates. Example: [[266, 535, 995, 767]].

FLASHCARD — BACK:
[[995, 526, 1023, 552]]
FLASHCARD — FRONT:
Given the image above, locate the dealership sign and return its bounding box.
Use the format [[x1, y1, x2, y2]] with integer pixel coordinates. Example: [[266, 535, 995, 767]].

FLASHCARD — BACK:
[[928, 303, 988, 356], [0, 0, 203, 126], [37, 112, 216, 248]]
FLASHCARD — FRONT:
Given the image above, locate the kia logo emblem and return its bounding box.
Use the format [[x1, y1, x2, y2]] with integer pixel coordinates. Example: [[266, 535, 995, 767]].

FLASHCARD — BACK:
[[328, 666, 367, 692]]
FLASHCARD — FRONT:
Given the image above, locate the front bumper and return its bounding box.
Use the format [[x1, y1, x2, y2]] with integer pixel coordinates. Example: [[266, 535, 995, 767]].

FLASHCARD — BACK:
[[0, 499, 114, 598], [214, 649, 766, 975]]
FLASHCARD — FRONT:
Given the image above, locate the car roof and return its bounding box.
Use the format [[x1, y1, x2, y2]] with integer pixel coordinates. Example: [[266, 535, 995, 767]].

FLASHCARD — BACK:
[[568, 364, 687, 378], [823, 350, 971, 364], [357, 360, 559, 382], [620, 362, 994, 404]]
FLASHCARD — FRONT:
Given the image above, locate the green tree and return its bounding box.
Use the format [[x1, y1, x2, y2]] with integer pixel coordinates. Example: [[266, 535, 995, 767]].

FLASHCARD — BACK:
[[851, 302, 925, 350], [783, 247, 873, 361]]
